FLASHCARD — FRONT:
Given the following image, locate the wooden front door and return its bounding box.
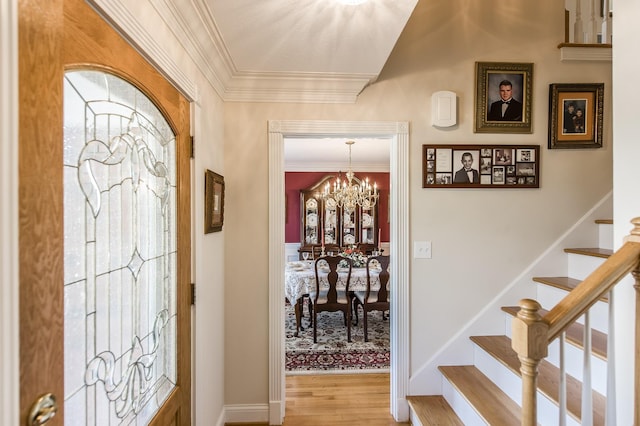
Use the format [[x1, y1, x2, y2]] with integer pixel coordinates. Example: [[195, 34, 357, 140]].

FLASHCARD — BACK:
[[19, 0, 191, 424]]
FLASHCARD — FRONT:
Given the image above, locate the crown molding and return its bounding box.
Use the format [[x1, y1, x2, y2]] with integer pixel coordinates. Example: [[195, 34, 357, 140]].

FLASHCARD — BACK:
[[222, 71, 375, 103], [187, 0, 376, 103], [90, 0, 198, 101], [92, 0, 374, 104]]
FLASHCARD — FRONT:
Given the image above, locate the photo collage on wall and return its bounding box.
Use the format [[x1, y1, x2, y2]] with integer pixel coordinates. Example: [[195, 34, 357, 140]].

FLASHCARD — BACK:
[[422, 144, 539, 188]]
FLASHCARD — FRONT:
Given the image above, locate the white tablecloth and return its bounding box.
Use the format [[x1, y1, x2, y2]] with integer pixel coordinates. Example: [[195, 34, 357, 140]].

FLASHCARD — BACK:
[[284, 261, 381, 304]]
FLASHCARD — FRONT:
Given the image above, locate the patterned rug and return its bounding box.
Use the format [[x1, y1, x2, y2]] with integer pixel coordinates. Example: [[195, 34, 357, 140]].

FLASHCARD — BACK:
[[285, 300, 390, 374]]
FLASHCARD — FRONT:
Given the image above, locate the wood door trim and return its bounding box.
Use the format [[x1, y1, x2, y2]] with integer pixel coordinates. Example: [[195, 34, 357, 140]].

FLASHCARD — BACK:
[[19, 0, 65, 423]]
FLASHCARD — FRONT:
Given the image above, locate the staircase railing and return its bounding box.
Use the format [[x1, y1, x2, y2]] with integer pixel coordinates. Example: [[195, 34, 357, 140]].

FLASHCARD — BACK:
[[512, 217, 640, 426]]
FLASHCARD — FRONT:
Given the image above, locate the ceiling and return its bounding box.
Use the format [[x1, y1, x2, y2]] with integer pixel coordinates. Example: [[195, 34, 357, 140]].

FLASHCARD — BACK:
[[195, 0, 413, 167], [190, 0, 419, 103]]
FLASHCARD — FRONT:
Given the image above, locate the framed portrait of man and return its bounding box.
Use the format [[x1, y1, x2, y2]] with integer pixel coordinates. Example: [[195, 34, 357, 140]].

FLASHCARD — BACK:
[[474, 62, 534, 134]]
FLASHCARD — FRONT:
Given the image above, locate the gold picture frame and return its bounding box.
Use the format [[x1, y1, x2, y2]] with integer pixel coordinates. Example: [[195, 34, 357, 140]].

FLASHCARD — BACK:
[[474, 61, 534, 134], [205, 169, 225, 233], [548, 83, 604, 149]]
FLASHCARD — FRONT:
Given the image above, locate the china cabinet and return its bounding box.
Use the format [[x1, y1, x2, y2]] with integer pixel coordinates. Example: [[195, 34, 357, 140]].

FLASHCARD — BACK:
[[298, 175, 378, 259]]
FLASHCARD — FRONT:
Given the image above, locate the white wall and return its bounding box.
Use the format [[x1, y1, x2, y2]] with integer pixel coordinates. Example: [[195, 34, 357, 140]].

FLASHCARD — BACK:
[[612, 0, 640, 423], [222, 0, 612, 409], [0, 1, 19, 424]]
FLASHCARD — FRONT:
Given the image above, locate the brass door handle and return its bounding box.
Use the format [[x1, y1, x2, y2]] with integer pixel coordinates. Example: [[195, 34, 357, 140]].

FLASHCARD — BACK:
[[27, 393, 57, 426]]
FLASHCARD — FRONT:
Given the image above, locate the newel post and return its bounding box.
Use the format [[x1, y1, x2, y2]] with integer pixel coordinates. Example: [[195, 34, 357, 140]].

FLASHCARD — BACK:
[[511, 299, 549, 426]]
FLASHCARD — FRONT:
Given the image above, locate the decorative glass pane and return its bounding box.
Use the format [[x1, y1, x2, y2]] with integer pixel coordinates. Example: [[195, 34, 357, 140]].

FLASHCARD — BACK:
[[63, 70, 177, 425]]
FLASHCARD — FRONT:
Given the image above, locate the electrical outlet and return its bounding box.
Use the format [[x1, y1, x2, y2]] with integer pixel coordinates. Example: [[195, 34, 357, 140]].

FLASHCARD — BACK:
[[414, 241, 432, 259]]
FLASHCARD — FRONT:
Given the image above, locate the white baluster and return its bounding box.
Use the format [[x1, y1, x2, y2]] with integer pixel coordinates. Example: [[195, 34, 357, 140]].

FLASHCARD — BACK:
[[601, 0, 609, 43], [559, 333, 567, 426], [606, 290, 616, 425], [574, 0, 585, 43], [582, 311, 593, 426], [591, 0, 599, 43]]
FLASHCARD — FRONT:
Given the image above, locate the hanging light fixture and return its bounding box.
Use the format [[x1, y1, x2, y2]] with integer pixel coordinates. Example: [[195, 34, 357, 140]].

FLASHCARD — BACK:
[[323, 140, 379, 212]]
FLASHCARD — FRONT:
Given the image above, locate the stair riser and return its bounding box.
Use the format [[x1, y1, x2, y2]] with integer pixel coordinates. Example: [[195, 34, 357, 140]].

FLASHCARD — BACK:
[[473, 346, 582, 426], [598, 224, 613, 251], [441, 378, 488, 425], [535, 284, 609, 333], [567, 253, 606, 281]]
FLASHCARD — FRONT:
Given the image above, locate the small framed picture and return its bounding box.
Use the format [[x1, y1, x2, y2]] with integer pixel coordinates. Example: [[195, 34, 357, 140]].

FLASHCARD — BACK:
[[422, 144, 540, 189], [474, 62, 534, 134], [205, 169, 225, 233], [548, 83, 604, 149]]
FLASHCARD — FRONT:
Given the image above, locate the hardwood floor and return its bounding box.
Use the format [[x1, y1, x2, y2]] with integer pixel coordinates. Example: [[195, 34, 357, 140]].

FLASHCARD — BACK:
[[282, 373, 410, 426]]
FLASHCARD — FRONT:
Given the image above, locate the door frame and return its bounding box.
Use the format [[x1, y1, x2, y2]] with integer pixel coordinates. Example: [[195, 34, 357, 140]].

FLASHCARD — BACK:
[[268, 120, 410, 424], [0, 0, 20, 424]]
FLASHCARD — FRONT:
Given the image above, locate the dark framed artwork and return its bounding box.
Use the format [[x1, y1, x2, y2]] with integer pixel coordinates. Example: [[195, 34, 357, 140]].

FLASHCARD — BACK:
[[422, 144, 540, 188], [205, 169, 225, 233], [474, 62, 534, 134], [548, 83, 604, 149]]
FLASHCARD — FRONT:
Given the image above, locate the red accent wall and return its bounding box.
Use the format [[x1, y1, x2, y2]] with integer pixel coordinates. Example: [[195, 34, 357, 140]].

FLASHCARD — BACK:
[[285, 172, 390, 244]]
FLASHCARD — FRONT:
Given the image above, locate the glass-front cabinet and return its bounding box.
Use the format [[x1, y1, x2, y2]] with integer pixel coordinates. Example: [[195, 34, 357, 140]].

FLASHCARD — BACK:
[[299, 175, 378, 259], [303, 198, 319, 245]]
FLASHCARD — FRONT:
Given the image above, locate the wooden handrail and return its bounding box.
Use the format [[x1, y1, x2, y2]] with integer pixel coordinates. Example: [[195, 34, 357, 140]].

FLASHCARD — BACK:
[[512, 217, 640, 425], [544, 241, 640, 341]]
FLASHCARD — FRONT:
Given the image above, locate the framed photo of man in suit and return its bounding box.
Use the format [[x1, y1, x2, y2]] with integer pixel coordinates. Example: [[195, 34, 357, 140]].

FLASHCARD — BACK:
[[474, 62, 533, 134]]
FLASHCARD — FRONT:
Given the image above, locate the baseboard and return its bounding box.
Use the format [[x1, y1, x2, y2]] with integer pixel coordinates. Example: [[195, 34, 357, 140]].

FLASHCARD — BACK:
[[223, 403, 270, 425]]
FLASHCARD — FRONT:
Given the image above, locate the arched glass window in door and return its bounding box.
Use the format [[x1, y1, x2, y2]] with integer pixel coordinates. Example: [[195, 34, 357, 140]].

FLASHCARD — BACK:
[[63, 70, 177, 424]]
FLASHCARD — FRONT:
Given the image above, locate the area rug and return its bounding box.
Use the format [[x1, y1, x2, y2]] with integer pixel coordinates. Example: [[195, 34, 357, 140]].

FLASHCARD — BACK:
[[285, 301, 390, 374]]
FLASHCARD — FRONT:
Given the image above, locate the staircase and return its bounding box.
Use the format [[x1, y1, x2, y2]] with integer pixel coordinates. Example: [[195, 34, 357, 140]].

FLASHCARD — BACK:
[[407, 219, 614, 425]]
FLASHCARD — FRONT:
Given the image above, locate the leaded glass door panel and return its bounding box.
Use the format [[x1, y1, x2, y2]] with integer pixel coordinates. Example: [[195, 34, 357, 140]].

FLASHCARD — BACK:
[[19, 0, 191, 424], [63, 70, 178, 425]]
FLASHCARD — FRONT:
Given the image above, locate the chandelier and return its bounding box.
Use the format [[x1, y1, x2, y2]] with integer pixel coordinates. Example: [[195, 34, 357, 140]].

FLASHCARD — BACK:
[[323, 141, 379, 212]]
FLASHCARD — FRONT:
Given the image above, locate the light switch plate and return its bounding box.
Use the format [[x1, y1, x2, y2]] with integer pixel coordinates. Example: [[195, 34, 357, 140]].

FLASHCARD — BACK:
[[414, 241, 432, 259]]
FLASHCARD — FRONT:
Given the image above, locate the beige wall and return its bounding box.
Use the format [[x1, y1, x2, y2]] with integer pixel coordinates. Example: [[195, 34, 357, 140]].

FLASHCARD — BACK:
[[223, 0, 612, 405]]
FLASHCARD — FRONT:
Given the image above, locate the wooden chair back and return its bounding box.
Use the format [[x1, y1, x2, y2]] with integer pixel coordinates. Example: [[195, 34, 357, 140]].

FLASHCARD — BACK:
[[314, 255, 352, 302], [312, 255, 353, 342], [367, 255, 390, 303]]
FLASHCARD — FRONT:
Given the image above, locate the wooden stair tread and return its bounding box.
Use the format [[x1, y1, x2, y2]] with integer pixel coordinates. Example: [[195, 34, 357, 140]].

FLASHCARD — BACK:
[[502, 306, 607, 359], [470, 335, 605, 425], [563, 247, 613, 258], [531, 276, 609, 302], [406, 395, 464, 426], [594, 219, 612, 224], [438, 365, 522, 425]]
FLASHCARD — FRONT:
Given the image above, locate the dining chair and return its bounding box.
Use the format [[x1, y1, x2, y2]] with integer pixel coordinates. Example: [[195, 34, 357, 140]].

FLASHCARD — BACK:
[[352, 255, 390, 342], [310, 255, 353, 343]]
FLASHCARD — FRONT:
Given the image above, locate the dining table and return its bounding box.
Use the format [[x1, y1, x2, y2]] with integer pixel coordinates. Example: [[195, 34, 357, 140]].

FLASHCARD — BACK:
[[285, 260, 383, 336]]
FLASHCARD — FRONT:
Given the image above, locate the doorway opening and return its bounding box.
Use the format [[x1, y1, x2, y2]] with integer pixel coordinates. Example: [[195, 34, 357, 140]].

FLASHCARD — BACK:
[[283, 136, 391, 374], [268, 120, 410, 424]]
